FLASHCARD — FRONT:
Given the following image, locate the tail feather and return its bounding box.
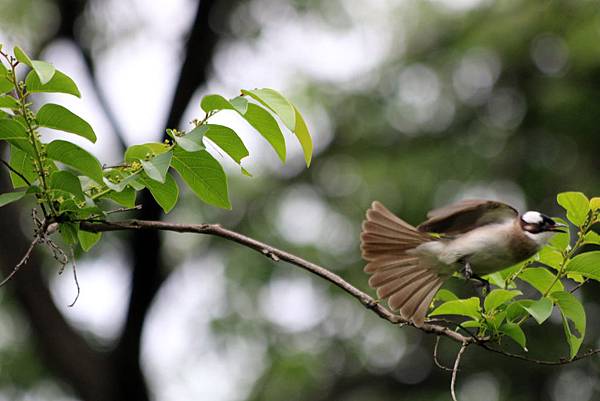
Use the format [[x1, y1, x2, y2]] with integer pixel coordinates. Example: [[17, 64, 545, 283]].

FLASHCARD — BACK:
[[361, 201, 447, 327]]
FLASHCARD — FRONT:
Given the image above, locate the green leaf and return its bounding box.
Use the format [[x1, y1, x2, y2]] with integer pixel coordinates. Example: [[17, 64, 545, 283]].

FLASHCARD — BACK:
[[49, 170, 85, 202], [565, 251, 600, 281], [204, 124, 249, 164], [0, 95, 19, 108], [138, 172, 179, 213], [429, 297, 480, 320], [0, 77, 12, 94], [484, 289, 522, 312], [551, 291, 586, 359], [242, 88, 296, 131], [557, 192, 590, 226], [104, 186, 136, 208], [433, 289, 458, 303], [590, 197, 600, 212], [78, 230, 101, 251], [292, 105, 313, 167], [124, 142, 170, 162], [141, 151, 172, 183], [14, 46, 33, 67], [31, 60, 55, 85], [59, 222, 79, 245], [537, 247, 563, 270], [0, 119, 35, 155], [103, 172, 139, 192], [9, 144, 37, 188], [201, 94, 234, 113], [36, 103, 96, 143], [521, 297, 553, 324], [0, 61, 6, 76], [173, 126, 206, 152], [549, 218, 570, 250], [518, 267, 564, 294], [46, 140, 103, 183], [170, 146, 230, 209], [505, 300, 530, 321], [0, 190, 27, 207], [25, 69, 80, 97], [499, 322, 527, 350], [241, 103, 286, 163], [230, 96, 249, 114], [584, 230, 600, 245]]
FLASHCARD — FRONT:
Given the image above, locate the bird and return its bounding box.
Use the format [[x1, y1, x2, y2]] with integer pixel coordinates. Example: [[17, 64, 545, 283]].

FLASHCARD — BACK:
[[360, 199, 566, 327]]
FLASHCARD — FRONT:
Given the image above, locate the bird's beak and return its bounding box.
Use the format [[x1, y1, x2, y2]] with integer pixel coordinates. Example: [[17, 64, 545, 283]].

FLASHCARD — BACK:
[[548, 222, 568, 233]]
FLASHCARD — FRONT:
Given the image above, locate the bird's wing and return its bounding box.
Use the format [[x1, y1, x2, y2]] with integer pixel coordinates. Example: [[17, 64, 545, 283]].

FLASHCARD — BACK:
[[417, 199, 518, 235]]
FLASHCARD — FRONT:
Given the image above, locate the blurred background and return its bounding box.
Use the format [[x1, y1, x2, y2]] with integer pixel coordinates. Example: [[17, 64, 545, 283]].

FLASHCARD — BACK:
[[1, 0, 600, 400]]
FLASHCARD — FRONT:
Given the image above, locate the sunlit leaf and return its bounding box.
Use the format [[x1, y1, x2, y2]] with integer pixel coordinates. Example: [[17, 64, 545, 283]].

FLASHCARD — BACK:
[[242, 88, 296, 131], [0, 77, 12, 94], [518, 267, 564, 294], [292, 105, 313, 167], [124, 142, 170, 162], [241, 103, 286, 163], [204, 124, 249, 165], [433, 289, 458, 303], [565, 251, 600, 281], [31, 60, 55, 85], [37, 103, 96, 143], [141, 151, 172, 183], [25, 69, 80, 97], [484, 289, 521, 312], [173, 126, 206, 152], [521, 297, 553, 324], [46, 140, 103, 183], [500, 322, 527, 350], [13, 46, 33, 67], [429, 297, 480, 320], [0, 95, 19, 108], [557, 192, 590, 226], [78, 230, 101, 251]]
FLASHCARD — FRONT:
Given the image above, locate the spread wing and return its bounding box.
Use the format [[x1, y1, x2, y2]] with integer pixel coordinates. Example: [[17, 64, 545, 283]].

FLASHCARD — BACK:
[[417, 199, 518, 235]]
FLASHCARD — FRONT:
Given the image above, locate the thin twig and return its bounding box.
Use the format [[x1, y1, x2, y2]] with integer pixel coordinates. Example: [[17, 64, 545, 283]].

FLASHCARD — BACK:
[[570, 279, 588, 294], [104, 205, 142, 215], [478, 343, 600, 365], [0, 236, 40, 287], [433, 336, 454, 372], [68, 248, 81, 307], [451, 343, 468, 401]]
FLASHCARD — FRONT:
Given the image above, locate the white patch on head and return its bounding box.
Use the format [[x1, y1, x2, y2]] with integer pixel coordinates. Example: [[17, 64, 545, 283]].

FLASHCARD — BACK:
[[522, 211, 543, 224]]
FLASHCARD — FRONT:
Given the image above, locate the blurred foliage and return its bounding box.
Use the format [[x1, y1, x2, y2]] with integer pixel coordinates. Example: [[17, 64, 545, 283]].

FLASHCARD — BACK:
[[2, 0, 600, 401]]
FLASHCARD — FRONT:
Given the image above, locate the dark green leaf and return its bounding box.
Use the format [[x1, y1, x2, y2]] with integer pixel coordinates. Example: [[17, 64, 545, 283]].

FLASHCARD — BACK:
[[484, 289, 521, 312], [9, 144, 37, 188], [433, 289, 458, 303], [171, 146, 230, 209], [46, 140, 103, 183], [521, 297, 553, 324], [25, 69, 81, 97], [518, 267, 564, 294], [0, 78, 12, 94], [37, 103, 96, 143], [557, 192, 590, 226], [429, 297, 480, 320], [78, 230, 101, 251], [49, 170, 85, 202], [0, 190, 27, 207], [551, 291, 586, 359], [241, 103, 286, 163], [141, 151, 172, 183], [0, 119, 35, 155], [500, 322, 527, 350], [173, 126, 206, 152], [242, 88, 296, 131], [59, 222, 79, 245], [104, 186, 136, 207], [565, 251, 600, 281], [138, 172, 179, 213], [204, 124, 249, 164]]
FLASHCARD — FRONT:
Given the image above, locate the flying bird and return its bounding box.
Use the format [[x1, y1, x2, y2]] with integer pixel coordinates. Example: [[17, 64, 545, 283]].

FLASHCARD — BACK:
[[360, 199, 565, 327]]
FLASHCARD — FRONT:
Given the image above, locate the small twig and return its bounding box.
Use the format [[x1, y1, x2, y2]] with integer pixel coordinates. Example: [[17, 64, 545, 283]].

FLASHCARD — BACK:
[[478, 342, 600, 365], [0, 159, 32, 186], [570, 279, 588, 294], [104, 205, 142, 215], [68, 248, 81, 307], [433, 336, 454, 372], [0, 236, 41, 287], [451, 342, 469, 401]]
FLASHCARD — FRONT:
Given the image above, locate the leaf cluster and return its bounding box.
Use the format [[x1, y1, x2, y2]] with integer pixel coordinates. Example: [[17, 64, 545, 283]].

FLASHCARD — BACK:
[[0, 45, 313, 251], [430, 192, 599, 359]]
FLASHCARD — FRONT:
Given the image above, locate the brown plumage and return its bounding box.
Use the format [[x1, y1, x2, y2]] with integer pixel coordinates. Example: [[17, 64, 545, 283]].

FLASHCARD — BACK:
[[360, 201, 444, 326]]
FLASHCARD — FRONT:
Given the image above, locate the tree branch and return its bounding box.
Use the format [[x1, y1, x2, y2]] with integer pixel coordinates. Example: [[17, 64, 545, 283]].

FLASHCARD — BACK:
[[451, 343, 468, 401], [79, 218, 473, 344]]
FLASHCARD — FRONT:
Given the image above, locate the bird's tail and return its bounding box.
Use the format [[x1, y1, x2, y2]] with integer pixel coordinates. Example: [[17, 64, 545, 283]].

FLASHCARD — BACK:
[[360, 201, 447, 327]]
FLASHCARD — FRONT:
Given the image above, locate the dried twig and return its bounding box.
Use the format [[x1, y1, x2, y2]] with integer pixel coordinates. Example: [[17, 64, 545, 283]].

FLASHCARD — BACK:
[[0, 235, 41, 287], [451, 343, 469, 401], [68, 248, 81, 307]]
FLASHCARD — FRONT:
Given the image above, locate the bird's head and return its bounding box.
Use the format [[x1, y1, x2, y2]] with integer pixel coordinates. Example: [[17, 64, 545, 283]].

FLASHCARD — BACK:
[[520, 211, 567, 244]]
